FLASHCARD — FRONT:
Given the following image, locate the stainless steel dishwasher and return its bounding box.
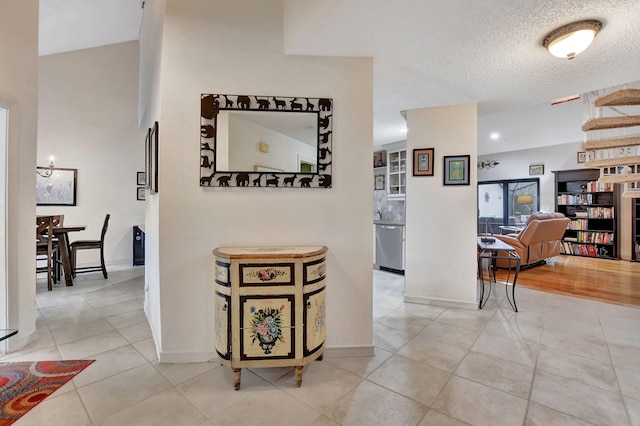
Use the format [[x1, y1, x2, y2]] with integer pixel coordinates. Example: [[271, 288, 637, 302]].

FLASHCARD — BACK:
[[375, 224, 404, 273]]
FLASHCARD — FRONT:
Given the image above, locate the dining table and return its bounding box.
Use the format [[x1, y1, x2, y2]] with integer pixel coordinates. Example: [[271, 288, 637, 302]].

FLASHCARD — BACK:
[[38, 216, 86, 286]]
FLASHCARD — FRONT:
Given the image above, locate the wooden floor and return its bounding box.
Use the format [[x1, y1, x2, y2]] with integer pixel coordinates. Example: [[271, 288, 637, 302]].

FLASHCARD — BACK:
[[497, 255, 640, 307]]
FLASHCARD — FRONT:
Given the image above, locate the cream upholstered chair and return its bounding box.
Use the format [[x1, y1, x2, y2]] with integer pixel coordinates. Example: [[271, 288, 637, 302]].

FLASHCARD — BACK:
[[70, 214, 110, 279]]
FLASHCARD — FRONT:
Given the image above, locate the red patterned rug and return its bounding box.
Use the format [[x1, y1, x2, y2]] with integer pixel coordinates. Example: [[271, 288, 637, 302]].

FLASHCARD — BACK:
[[0, 360, 94, 425]]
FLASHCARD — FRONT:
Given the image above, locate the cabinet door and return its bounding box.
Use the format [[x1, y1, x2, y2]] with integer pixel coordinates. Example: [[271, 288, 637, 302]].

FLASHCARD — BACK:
[[239, 296, 294, 360], [304, 286, 326, 356], [214, 291, 231, 360]]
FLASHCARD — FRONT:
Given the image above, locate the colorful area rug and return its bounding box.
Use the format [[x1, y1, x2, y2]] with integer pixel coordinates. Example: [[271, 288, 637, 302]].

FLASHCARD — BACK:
[[0, 360, 94, 425]]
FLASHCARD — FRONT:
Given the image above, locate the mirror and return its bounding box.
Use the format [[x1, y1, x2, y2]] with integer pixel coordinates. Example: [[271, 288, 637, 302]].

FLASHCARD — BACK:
[[200, 94, 332, 188]]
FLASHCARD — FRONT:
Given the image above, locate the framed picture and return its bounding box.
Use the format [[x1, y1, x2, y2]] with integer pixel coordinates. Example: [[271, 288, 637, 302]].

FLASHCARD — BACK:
[[137, 171, 146, 186], [374, 174, 385, 190], [137, 187, 146, 201], [36, 167, 78, 206], [149, 121, 159, 193], [577, 152, 587, 163], [443, 155, 470, 186], [413, 148, 434, 176], [529, 164, 544, 175]]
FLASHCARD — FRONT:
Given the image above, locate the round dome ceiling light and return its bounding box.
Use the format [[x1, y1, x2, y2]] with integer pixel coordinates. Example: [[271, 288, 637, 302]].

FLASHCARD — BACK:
[[542, 19, 603, 60]]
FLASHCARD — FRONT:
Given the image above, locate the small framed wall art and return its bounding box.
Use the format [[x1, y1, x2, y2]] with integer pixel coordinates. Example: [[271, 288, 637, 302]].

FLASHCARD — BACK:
[[577, 151, 587, 163], [529, 164, 544, 176], [374, 174, 385, 190], [137, 171, 146, 186], [137, 187, 146, 201], [443, 155, 470, 186], [413, 148, 434, 176]]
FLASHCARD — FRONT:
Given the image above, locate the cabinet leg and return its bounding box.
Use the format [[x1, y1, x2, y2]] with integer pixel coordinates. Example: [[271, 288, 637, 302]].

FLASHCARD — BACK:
[[233, 368, 241, 390], [316, 353, 324, 361], [295, 366, 303, 388]]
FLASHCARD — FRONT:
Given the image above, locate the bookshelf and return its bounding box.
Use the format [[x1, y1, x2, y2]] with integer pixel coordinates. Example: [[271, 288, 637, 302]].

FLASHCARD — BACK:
[[553, 169, 620, 260]]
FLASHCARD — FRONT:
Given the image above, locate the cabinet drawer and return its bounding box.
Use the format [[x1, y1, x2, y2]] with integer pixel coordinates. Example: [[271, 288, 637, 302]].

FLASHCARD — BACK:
[[215, 261, 230, 287], [239, 263, 294, 287], [304, 258, 326, 285], [240, 295, 294, 360]]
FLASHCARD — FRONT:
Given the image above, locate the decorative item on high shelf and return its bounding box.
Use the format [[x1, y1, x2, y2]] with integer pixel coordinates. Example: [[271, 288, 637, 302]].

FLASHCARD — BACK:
[[577, 152, 587, 163], [137, 171, 146, 186]]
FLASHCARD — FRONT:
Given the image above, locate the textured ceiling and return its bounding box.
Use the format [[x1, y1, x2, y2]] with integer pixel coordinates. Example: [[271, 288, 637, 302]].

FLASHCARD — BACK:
[[38, 0, 640, 154]]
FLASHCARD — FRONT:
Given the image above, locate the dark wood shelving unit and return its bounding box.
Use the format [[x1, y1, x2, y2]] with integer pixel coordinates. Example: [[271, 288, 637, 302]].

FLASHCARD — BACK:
[[553, 169, 620, 260]]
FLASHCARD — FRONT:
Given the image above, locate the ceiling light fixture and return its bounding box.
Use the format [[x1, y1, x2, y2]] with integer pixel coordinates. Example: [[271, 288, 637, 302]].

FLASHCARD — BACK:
[[542, 19, 602, 60]]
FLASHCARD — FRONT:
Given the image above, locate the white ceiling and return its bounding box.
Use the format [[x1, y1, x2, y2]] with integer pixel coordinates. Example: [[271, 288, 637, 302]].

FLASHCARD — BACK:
[[38, 0, 640, 155]]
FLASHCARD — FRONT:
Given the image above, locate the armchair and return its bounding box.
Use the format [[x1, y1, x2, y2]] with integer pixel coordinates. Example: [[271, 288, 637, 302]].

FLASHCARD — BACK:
[[493, 212, 570, 268]]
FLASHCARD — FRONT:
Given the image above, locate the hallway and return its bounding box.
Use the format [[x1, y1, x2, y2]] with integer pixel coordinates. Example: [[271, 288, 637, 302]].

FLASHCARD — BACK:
[[3, 267, 639, 425]]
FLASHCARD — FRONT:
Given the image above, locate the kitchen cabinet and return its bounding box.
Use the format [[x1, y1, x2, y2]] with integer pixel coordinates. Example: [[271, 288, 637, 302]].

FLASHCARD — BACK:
[[213, 246, 327, 390], [387, 149, 406, 198]]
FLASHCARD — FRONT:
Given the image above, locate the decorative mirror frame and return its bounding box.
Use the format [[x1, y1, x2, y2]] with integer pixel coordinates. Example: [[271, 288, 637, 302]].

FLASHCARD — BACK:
[[200, 93, 333, 188]]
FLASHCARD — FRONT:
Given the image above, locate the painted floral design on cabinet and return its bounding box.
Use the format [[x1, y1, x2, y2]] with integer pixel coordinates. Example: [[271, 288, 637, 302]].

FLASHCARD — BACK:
[[249, 305, 285, 354], [247, 268, 286, 282]]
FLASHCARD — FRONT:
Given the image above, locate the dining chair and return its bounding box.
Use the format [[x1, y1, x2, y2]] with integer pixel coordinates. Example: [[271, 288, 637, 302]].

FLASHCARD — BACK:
[[50, 214, 64, 282], [70, 214, 110, 279], [36, 216, 58, 291]]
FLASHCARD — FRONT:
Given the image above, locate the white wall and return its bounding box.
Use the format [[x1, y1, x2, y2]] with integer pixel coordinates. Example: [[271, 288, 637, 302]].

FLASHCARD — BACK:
[[404, 104, 478, 309], [225, 113, 316, 172], [478, 141, 633, 260], [0, 0, 39, 351], [37, 41, 146, 267], [140, 0, 374, 361]]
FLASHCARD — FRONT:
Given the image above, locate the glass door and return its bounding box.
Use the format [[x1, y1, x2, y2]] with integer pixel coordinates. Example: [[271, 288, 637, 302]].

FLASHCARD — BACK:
[[478, 183, 504, 234]]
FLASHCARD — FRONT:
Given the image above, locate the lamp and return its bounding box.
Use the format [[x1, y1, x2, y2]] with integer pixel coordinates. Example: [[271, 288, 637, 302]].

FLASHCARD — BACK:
[[542, 19, 602, 60], [36, 155, 56, 178], [517, 194, 534, 213]]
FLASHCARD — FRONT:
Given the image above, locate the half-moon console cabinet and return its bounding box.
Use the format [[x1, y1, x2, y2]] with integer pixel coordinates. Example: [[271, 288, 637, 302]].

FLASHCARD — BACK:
[[212, 246, 327, 390]]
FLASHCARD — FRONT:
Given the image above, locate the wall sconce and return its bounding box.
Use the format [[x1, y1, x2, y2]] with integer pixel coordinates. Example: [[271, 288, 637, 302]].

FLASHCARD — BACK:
[[36, 155, 55, 178], [478, 160, 499, 169], [542, 20, 602, 60], [517, 194, 534, 213]]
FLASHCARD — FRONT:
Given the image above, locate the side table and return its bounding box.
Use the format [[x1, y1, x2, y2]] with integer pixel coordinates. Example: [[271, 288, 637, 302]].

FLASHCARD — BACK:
[[477, 237, 520, 312]]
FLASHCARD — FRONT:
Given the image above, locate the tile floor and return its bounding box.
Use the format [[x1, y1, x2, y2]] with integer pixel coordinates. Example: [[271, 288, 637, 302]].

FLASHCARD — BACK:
[[3, 268, 639, 425]]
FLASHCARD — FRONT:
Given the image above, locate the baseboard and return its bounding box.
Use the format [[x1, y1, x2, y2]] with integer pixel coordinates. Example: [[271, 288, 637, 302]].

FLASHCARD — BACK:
[[404, 294, 478, 310], [323, 345, 375, 358], [158, 351, 218, 363]]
